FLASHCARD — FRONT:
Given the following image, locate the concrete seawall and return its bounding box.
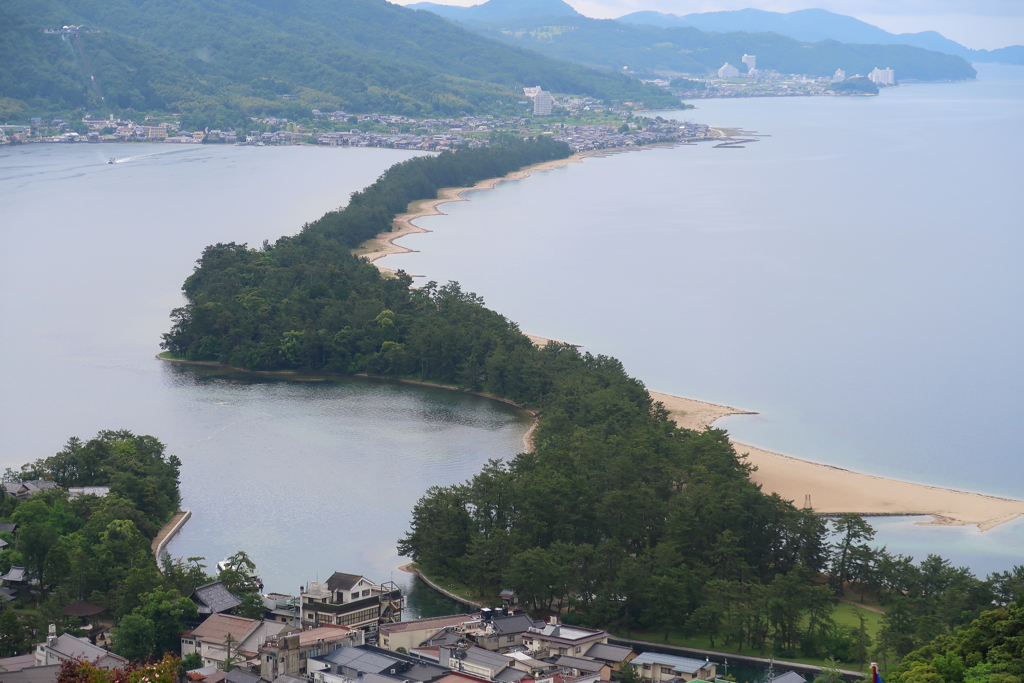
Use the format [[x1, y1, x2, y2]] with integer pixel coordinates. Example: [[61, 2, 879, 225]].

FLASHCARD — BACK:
[[609, 636, 862, 679], [152, 509, 192, 567], [411, 567, 484, 608]]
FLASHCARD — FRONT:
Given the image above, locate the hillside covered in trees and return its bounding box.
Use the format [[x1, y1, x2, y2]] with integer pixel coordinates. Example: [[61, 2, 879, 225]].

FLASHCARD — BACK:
[[0, 0, 678, 123], [161, 140, 1021, 667]]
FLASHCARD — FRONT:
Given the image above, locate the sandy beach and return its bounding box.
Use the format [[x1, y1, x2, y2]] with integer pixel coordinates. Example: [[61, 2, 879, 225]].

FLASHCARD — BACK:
[[353, 153, 593, 272], [653, 389, 1024, 531], [521, 336, 1024, 531]]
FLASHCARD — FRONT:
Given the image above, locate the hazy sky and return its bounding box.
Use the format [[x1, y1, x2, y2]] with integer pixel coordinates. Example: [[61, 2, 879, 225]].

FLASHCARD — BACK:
[[394, 0, 1024, 49]]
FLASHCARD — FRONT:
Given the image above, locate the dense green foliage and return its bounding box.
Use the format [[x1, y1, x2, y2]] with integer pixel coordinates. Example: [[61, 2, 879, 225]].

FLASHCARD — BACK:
[[833, 77, 880, 94], [888, 599, 1024, 683], [0, 430, 191, 658], [0, 431, 262, 661], [161, 137, 571, 370], [160, 141, 1022, 665], [0, 0, 678, 121], [455, 16, 977, 82]]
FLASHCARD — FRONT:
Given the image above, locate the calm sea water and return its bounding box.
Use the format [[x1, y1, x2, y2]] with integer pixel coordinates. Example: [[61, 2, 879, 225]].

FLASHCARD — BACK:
[[0, 143, 529, 612], [378, 63, 1024, 574], [2, 63, 1020, 602]]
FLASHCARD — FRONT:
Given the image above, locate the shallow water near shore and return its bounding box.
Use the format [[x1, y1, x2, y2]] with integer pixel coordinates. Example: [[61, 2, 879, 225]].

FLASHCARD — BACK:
[[1, 64, 1021, 604], [0, 143, 531, 613], [379, 64, 1024, 571]]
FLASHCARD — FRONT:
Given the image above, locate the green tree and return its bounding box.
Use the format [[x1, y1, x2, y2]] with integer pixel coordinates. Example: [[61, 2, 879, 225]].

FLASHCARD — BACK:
[[829, 514, 875, 595], [0, 608, 25, 656], [237, 592, 265, 620], [617, 663, 643, 683], [112, 612, 156, 661]]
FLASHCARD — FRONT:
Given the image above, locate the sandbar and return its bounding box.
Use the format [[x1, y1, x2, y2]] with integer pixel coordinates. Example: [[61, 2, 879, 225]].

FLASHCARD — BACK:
[[528, 337, 1024, 532], [354, 153, 594, 274]]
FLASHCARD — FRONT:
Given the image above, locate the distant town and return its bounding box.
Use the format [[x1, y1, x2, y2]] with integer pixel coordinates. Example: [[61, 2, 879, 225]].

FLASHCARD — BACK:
[[0, 57, 894, 151], [649, 55, 896, 99], [0, 88, 714, 154]]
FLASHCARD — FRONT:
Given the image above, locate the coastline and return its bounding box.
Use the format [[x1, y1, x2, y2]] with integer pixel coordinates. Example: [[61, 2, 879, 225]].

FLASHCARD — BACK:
[[347, 149, 1024, 533], [159, 351, 1024, 531], [655, 386, 1024, 531], [156, 354, 538, 452], [152, 509, 191, 564], [659, 391, 1024, 531], [353, 151, 596, 273]]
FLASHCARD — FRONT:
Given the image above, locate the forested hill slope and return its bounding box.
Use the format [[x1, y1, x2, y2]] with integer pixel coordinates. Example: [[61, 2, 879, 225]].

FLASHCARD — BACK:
[[0, 0, 678, 119]]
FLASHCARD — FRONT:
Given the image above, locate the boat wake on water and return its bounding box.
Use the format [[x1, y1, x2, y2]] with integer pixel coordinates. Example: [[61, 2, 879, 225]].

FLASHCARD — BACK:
[[105, 149, 196, 165]]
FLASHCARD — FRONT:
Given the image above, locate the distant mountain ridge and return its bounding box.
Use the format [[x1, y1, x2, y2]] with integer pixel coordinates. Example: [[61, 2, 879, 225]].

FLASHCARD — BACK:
[[616, 8, 1024, 65], [408, 0, 977, 82]]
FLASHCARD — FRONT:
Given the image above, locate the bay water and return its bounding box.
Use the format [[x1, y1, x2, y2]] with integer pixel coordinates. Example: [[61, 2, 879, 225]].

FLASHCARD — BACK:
[[1, 62, 1021, 611], [0, 143, 527, 613], [378, 63, 1024, 575]]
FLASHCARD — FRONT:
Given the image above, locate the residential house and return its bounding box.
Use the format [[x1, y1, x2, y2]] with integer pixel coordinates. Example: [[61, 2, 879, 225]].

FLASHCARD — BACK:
[[582, 643, 632, 672], [443, 611, 542, 653], [379, 614, 474, 652], [624, 652, 716, 683], [190, 581, 242, 617], [181, 613, 286, 670], [1, 567, 26, 584], [67, 487, 110, 499], [438, 645, 524, 682], [300, 572, 403, 630], [522, 620, 608, 659], [258, 625, 364, 679], [308, 645, 449, 683], [263, 593, 300, 624], [3, 481, 57, 499], [549, 656, 609, 681], [767, 673, 806, 683], [35, 630, 127, 670]]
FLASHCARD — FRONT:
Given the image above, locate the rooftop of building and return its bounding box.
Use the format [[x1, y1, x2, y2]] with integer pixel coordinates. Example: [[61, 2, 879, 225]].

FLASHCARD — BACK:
[[190, 613, 262, 645], [628, 652, 712, 675], [46, 634, 127, 663], [550, 656, 604, 673], [583, 643, 632, 663], [191, 581, 243, 614], [530, 624, 605, 643], [380, 614, 475, 635], [326, 572, 365, 592]]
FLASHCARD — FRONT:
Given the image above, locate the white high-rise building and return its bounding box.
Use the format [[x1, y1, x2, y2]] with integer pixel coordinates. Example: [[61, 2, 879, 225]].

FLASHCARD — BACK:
[[718, 62, 740, 78], [741, 54, 756, 71], [533, 90, 554, 116], [832, 68, 846, 82], [868, 67, 895, 85]]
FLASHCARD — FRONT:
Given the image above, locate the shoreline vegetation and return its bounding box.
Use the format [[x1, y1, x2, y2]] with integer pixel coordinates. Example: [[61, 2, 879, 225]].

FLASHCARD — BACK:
[[156, 348, 1024, 531], [160, 138, 1024, 667], [347, 149, 1024, 533]]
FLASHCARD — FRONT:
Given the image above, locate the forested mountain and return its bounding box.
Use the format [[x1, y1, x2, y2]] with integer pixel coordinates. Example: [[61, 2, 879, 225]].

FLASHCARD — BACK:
[[0, 0, 677, 121], [407, 1, 976, 81], [617, 8, 1024, 66], [163, 140, 1023, 666]]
